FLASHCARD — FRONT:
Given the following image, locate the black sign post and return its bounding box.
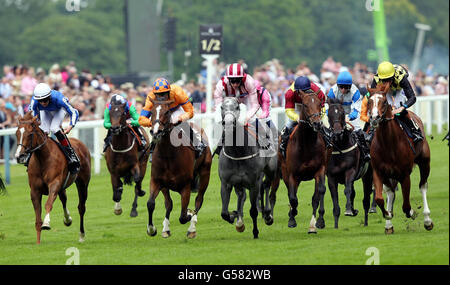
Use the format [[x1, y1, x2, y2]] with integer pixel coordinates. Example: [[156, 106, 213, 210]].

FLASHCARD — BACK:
[[199, 24, 223, 55]]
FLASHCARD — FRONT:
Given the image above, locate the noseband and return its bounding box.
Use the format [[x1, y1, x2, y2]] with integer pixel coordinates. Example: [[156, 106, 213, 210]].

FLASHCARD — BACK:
[[298, 93, 322, 128], [370, 95, 393, 128]]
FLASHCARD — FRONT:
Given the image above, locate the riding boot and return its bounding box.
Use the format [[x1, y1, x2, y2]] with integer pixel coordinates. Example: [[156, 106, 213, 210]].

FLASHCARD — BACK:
[[355, 129, 371, 162], [190, 126, 206, 159], [103, 129, 112, 152], [397, 114, 423, 143], [148, 141, 157, 163], [279, 125, 294, 158], [64, 146, 81, 174]]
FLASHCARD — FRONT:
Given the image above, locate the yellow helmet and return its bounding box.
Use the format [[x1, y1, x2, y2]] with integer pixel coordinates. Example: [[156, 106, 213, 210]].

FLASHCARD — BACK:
[[377, 61, 395, 79]]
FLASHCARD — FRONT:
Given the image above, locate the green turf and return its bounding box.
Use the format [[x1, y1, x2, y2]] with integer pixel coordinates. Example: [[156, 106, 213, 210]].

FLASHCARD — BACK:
[[0, 132, 448, 265]]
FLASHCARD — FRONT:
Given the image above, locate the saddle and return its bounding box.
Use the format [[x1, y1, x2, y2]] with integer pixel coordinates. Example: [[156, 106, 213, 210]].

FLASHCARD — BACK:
[[51, 137, 80, 174]]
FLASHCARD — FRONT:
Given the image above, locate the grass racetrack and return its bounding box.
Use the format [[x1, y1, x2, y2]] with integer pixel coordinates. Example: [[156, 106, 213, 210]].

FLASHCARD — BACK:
[[0, 131, 448, 265]]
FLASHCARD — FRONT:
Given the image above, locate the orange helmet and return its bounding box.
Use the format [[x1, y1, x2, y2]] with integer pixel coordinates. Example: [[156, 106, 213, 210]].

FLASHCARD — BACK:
[[153, 78, 171, 93]]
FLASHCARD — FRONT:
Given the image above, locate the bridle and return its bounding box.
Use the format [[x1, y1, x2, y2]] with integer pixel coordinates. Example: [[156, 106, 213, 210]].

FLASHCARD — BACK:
[[150, 101, 175, 140], [17, 120, 48, 155], [297, 92, 322, 129], [369, 94, 393, 129]]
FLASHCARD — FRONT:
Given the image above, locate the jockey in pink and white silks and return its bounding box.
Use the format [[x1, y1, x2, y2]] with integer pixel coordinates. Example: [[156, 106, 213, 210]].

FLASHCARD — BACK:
[[213, 63, 276, 156]]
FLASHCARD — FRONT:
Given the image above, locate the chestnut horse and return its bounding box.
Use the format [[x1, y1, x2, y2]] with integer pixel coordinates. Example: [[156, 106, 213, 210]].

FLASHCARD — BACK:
[[105, 101, 150, 217], [280, 90, 331, 233], [367, 83, 433, 234], [326, 97, 373, 228], [146, 99, 212, 238], [14, 111, 90, 244]]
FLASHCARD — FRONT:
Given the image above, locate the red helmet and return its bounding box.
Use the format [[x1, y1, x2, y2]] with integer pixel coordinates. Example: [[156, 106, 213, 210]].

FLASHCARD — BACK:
[[226, 63, 245, 78]]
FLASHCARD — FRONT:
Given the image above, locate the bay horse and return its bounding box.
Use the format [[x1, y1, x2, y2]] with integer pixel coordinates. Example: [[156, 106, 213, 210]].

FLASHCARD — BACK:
[[146, 98, 212, 238], [218, 97, 280, 239], [326, 97, 373, 228], [280, 89, 331, 233], [367, 83, 433, 234], [105, 101, 150, 217], [14, 111, 90, 244]]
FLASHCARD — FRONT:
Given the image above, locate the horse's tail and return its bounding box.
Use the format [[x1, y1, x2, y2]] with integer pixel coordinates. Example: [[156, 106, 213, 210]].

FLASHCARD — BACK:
[[123, 173, 133, 186], [0, 175, 6, 196]]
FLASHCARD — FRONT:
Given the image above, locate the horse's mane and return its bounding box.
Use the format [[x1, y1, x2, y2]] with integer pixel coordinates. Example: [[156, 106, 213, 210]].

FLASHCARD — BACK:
[[22, 111, 34, 121], [328, 97, 342, 105]]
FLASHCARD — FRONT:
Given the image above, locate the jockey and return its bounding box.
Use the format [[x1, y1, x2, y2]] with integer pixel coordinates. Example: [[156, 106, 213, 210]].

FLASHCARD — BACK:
[[212, 63, 263, 155], [138, 78, 206, 158], [328, 71, 370, 161], [103, 94, 147, 152], [279, 76, 326, 158], [370, 61, 423, 143], [30, 83, 80, 174]]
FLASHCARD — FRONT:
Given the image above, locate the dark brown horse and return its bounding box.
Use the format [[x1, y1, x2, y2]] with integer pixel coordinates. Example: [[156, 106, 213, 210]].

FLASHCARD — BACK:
[[326, 97, 373, 228], [367, 83, 433, 234], [14, 111, 90, 244], [280, 90, 331, 233], [105, 101, 150, 217], [146, 99, 212, 238]]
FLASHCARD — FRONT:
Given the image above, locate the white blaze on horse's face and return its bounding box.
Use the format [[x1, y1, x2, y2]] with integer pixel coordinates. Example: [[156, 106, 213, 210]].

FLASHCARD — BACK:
[[15, 127, 25, 158], [153, 105, 162, 132], [370, 94, 383, 119]]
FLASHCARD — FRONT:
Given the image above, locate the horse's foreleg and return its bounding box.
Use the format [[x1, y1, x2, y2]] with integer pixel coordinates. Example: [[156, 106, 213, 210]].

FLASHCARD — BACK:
[[235, 187, 246, 232], [111, 175, 123, 215], [312, 172, 326, 231], [249, 184, 260, 239], [58, 189, 72, 227], [373, 170, 389, 219], [344, 169, 358, 216], [400, 176, 414, 219], [220, 183, 235, 224], [161, 188, 172, 238], [75, 179, 88, 242], [179, 184, 192, 225], [42, 182, 60, 230], [327, 176, 340, 229], [146, 179, 160, 237], [287, 175, 300, 228], [31, 190, 43, 244], [384, 184, 396, 234], [361, 171, 373, 226], [130, 164, 144, 218]]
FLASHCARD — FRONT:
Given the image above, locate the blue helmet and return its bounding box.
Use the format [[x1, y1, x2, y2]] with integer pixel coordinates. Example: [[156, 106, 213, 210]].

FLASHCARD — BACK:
[[337, 71, 353, 85], [294, 76, 311, 91]]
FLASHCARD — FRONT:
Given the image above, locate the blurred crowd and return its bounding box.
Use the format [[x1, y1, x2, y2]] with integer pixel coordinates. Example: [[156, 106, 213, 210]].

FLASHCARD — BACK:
[[1, 58, 448, 131]]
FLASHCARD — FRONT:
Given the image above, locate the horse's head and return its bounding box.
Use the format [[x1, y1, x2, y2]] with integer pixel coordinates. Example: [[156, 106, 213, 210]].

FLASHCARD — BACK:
[[327, 97, 346, 142], [109, 101, 128, 136], [367, 83, 391, 129], [14, 111, 46, 164], [149, 98, 174, 142], [221, 97, 240, 127], [298, 89, 322, 132]]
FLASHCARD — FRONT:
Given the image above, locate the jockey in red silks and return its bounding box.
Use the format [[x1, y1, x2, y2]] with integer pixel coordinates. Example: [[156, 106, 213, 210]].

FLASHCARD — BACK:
[[213, 63, 276, 156]]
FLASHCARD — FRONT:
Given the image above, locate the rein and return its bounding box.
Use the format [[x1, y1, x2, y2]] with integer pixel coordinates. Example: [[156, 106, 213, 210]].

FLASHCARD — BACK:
[[17, 121, 48, 154]]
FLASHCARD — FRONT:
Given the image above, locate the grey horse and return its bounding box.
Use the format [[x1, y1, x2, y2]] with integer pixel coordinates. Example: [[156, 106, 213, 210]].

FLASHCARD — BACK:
[[218, 97, 279, 239]]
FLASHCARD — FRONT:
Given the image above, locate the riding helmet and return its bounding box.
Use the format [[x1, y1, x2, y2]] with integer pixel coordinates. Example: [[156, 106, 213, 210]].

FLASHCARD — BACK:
[[294, 76, 311, 91]]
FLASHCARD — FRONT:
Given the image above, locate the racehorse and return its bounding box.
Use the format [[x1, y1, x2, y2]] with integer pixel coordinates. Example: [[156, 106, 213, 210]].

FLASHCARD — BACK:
[[367, 83, 433, 234], [326, 97, 373, 228], [280, 89, 331, 233], [14, 111, 90, 244], [146, 98, 212, 238], [218, 97, 280, 239], [105, 101, 150, 217]]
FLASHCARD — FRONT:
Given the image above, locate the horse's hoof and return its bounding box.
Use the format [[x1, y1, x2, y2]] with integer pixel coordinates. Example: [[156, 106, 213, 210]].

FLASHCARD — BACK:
[[385, 227, 394, 235], [79, 233, 85, 243], [407, 210, 418, 220], [63, 217, 72, 227], [147, 225, 157, 237], [130, 210, 138, 218], [424, 222, 434, 231], [137, 190, 146, 197], [114, 208, 123, 215], [264, 216, 274, 226], [315, 219, 325, 229], [236, 224, 245, 233], [41, 224, 51, 231], [308, 229, 317, 234], [369, 207, 377, 214], [187, 231, 197, 239], [288, 219, 297, 228], [162, 231, 171, 238]]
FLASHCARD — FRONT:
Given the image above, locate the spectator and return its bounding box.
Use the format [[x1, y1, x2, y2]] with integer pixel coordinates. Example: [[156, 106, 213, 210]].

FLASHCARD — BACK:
[[422, 77, 435, 96], [0, 77, 12, 99], [435, 76, 448, 95], [20, 67, 38, 96], [48, 63, 63, 90], [3, 65, 15, 80]]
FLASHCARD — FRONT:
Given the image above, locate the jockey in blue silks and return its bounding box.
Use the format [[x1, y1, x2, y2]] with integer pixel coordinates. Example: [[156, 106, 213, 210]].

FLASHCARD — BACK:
[[30, 83, 80, 173], [327, 71, 370, 162]]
